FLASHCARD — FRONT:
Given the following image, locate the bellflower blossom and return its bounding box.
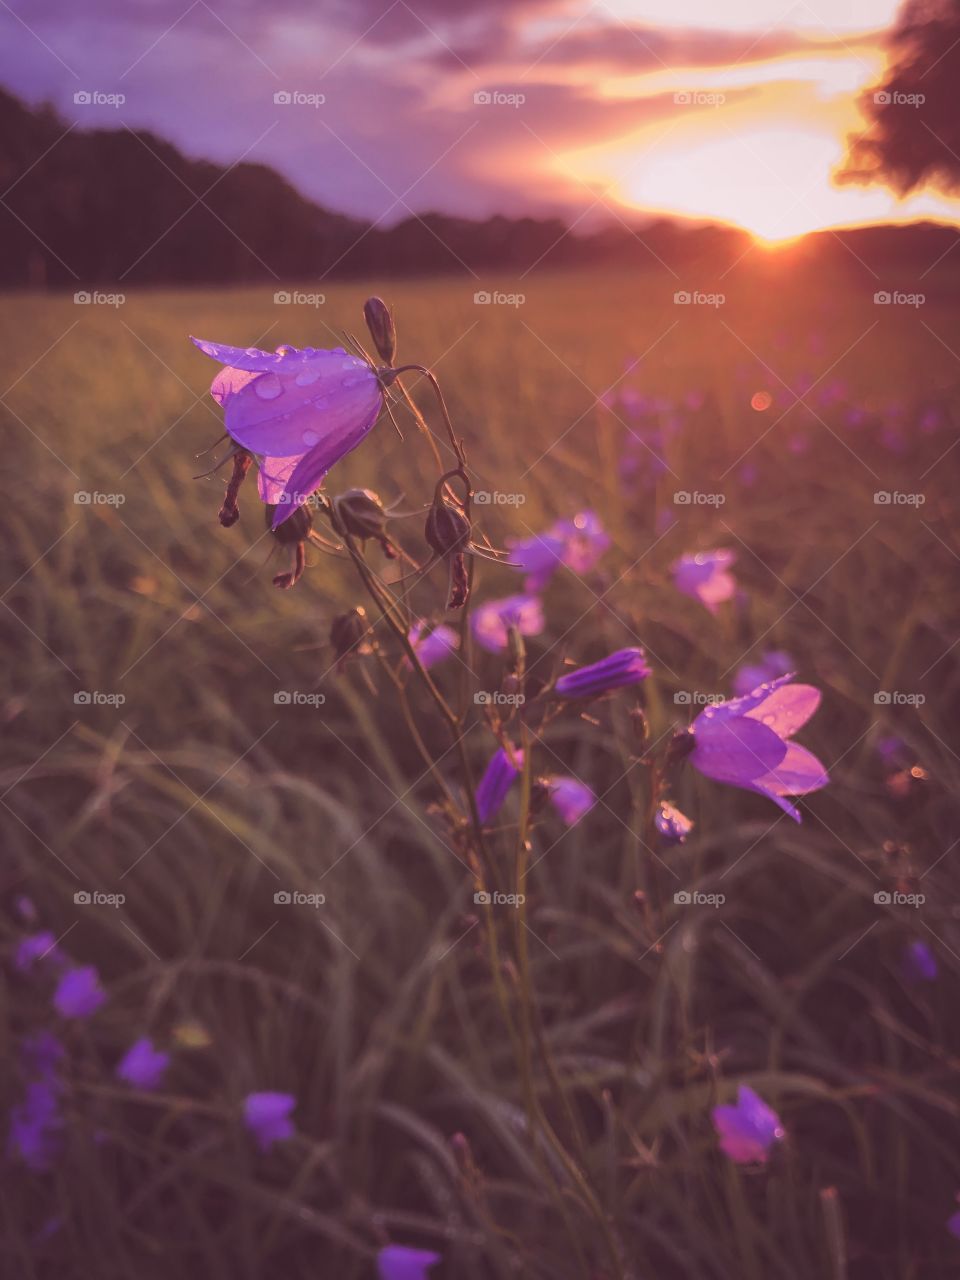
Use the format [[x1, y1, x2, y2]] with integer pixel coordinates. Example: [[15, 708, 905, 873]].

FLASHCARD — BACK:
[[9, 1032, 65, 1172], [673, 549, 738, 613], [243, 1091, 296, 1151], [472, 594, 545, 654], [407, 622, 459, 671], [732, 650, 793, 697], [192, 338, 384, 528], [903, 939, 938, 982], [508, 512, 609, 590], [475, 747, 522, 823], [116, 1037, 171, 1091], [54, 965, 106, 1019], [554, 647, 650, 699], [547, 776, 596, 826], [15, 931, 61, 972], [948, 1206, 960, 1240], [377, 1245, 441, 1280], [655, 801, 693, 846], [712, 1085, 784, 1164], [688, 674, 829, 822]]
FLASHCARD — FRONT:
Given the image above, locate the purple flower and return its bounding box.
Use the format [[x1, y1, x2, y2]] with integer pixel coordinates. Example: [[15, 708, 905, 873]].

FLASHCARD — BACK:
[[53, 965, 106, 1019], [508, 511, 609, 590], [732, 650, 793, 697], [547, 776, 596, 826], [554, 647, 650, 699], [472, 594, 544, 654], [672, 549, 738, 613], [407, 622, 459, 671], [507, 530, 566, 591], [116, 1037, 171, 1091], [689, 674, 829, 822], [9, 1033, 65, 1172], [948, 1208, 960, 1240], [712, 1085, 784, 1164], [243, 1091, 296, 1151], [14, 931, 60, 973], [192, 338, 383, 529], [377, 1245, 441, 1280], [903, 939, 938, 982], [475, 747, 522, 823], [655, 801, 693, 845]]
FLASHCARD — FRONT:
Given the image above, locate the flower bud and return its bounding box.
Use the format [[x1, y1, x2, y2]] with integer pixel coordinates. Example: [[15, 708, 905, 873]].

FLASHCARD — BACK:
[[266, 502, 313, 546], [363, 296, 397, 365], [330, 607, 369, 662], [665, 727, 696, 765], [425, 500, 470, 557], [333, 488, 396, 558]]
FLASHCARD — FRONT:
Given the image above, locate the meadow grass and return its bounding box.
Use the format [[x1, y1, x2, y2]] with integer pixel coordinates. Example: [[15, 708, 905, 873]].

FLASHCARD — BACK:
[[2, 266, 959, 1278]]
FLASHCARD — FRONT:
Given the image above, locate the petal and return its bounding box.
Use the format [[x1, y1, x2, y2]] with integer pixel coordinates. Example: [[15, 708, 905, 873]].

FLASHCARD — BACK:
[[691, 716, 788, 784], [257, 453, 303, 505], [210, 365, 260, 406], [274, 393, 382, 527], [192, 337, 324, 373], [695, 672, 796, 728], [744, 683, 821, 737], [753, 741, 830, 796]]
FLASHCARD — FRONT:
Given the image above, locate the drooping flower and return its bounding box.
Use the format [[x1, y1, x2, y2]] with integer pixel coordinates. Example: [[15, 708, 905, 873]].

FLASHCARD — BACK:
[[902, 939, 938, 982], [192, 338, 384, 528], [116, 1037, 171, 1091], [655, 800, 694, 846], [9, 1032, 65, 1172], [712, 1084, 784, 1164], [475, 747, 522, 823], [377, 1245, 442, 1280], [688, 674, 829, 822], [14, 931, 60, 973], [732, 650, 793, 697], [547, 776, 596, 826], [243, 1091, 296, 1151], [472, 594, 545, 654], [554, 647, 650, 699], [672, 549, 738, 613], [407, 622, 459, 671], [53, 965, 106, 1019]]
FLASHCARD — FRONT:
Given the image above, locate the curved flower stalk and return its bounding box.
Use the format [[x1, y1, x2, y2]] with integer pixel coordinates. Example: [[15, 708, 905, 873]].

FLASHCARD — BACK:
[[686, 674, 829, 821]]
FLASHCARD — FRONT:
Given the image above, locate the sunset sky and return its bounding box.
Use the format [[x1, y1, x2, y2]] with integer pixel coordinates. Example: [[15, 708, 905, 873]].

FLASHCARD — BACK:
[[4, 0, 960, 241]]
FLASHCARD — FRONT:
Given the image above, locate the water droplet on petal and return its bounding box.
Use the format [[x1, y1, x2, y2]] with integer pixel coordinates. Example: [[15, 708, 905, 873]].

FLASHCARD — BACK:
[[295, 368, 320, 387], [302, 430, 320, 446], [254, 375, 283, 400]]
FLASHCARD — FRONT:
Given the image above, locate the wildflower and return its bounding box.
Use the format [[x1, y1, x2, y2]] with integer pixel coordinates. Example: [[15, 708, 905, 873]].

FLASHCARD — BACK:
[[472, 594, 545, 654], [655, 801, 693, 846], [407, 622, 459, 671], [266, 501, 312, 589], [508, 530, 566, 592], [333, 488, 396, 558], [508, 511, 610, 590], [547, 776, 596, 825], [330, 607, 370, 666], [732, 650, 793, 697], [672, 549, 737, 613], [377, 1245, 441, 1280], [948, 1206, 960, 1239], [9, 1032, 65, 1172], [243, 1091, 296, 1151], [554, 647, 650, 699], [116, 1037, 170, 1091], [475, 747, 522, 823], [53, 965, 106, 1019], [688, 674, 829, 822], [14, 931, 60, 973], [363, 297, 397, 366], [903, 939, 938, 982], [192, 338, 384, 528], [712, 1084, 784, 1164]]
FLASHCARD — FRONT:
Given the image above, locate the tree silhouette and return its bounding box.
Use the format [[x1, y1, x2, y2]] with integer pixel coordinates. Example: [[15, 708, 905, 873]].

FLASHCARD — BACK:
[[840, 0, 960, 195]]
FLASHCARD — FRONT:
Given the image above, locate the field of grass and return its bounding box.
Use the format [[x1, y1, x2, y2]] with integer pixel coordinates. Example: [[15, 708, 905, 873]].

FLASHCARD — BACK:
[[2, 264, 960, 1279]]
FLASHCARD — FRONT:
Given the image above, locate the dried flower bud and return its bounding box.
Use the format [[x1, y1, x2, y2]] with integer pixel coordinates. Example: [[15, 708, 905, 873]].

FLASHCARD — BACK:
[[425, 500, 470, 557], [266, 502, 312, 588], [333, 488, 396, 558], [330, 607, 369, 662], [363, 296, 396, 365], [665, 727, 696, 766]]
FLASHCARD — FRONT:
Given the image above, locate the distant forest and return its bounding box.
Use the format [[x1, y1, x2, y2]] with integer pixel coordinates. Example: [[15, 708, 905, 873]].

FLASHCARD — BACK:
[[1, 88, 958, 288]]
